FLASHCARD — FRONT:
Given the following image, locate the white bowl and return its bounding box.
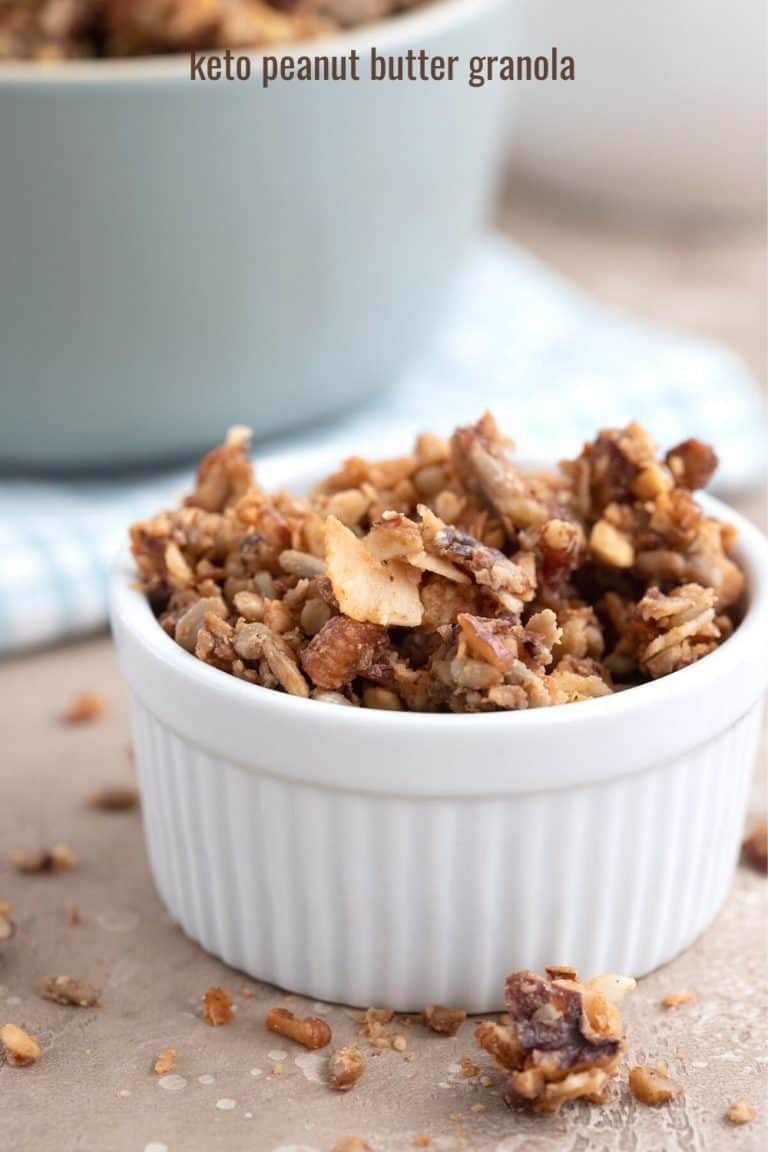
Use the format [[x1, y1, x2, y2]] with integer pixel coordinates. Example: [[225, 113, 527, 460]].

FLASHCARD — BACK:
[[109, 484, 768, 1011], [0, 0, 514, 470]]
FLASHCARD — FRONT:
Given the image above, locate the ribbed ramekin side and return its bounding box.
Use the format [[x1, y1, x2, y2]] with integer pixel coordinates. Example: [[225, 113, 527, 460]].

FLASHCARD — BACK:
[[129, 697, 762, 1011]]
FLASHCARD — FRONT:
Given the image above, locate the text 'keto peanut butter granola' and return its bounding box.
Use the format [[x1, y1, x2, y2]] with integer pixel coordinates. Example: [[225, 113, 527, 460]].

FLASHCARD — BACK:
[[130, 415, 744, 714]]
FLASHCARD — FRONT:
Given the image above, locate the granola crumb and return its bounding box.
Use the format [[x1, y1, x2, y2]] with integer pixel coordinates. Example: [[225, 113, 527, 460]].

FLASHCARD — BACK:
[[67, 903, 81, 926], [271, 1063, 284, 1076], [479, 1074, 493, 1087], [154, 1049, 177, 1076], [332, 1139, 371, 1152], [266, 1007, 331, 1050], [476, 968, 633, 1113], [460, 1055, 480, 1078], [423, 1005, 467, 1036], [240, 986, 254, 999], [329, 1045, 365, 1091], [741, 821, 768, 873], [628, 1064, 684, 1105], [62, 692, 106, 724], [403, 1051, 416, 1062], [392, 1033, 408, 1052], [726, 1099, 758, 1125], [203, 986, 234, 1027], [85, 785, 140, 812], [0, 1023, 40, 1066], [42, 975, 100, 1008], [413, 1136, 432, 1148], [11, 843, 78, 874], [662, 990, 695, 1008], [470, 1103, 486, 1113]]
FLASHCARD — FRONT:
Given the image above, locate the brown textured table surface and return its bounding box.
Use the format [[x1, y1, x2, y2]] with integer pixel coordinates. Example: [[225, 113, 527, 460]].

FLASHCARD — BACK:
[[1, 184, 766, 1151]]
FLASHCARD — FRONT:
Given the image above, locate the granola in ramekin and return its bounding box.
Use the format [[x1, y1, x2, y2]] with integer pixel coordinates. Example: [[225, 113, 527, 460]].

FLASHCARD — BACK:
[[0, 1, 425, 60], [129, 415, 745, 713]]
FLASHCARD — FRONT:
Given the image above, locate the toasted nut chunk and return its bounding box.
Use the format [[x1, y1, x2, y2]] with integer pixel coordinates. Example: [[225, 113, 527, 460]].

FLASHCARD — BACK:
[[628, 1064, 684, 1105], [362, 686, 402, 711], [62, 691, 106, 724], [662, 990, 695, 1008], [203, 986, 234, 1026], [330, 1045, 366, 1091], [589, 520, 635, 568], [266, 1007, 331, 1050], [85, 785, 140, 811], [423, 1005, 466, 1036], [741, 821, 768, 873], [43, 976, 100, 1008], [154, 1048, 176, 1075], [0, 1023, 40, 1067], [726, 1099, 757, 1125], [11, 844, 78, 874], [302, 617, 390, 691]]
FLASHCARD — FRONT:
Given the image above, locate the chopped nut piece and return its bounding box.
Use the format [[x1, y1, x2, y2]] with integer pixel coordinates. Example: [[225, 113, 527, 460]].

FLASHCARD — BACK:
[[203, 986, 234, 1027], [662, 990, 695, 1009], [85, 785, 140, 811], [726, 1099, 758, 1125], [741, 821, 768, 874], [329, 1045, 365, 1091], [590, 520, 635, 568], [154, 1049, 176, 1075], [423, 1005, 467, 1036], [42, 976, 100, 1008], [460, 1055, 480, 1077], [628, 1064, 684, 1105], [11, 844, 78, 874], [266, 1007, 331, 1050], [392, 1033, 407, 1052], [62, 692, 106, 724], [545, 965, 578, 981], [0, 1023, 40, 1067], [476, 968, 633, 1113]]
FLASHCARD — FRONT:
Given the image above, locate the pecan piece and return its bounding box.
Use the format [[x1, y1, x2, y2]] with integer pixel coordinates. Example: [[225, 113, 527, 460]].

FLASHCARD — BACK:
[[203, 986, 234, 1026], [266, 1007, 331, 1050], [302, 616, 391, 691], [85, 785, 140, 811], [423, 1005, 467, 1036], [628, 1063, 684, 1105], [0, 1023, 40, 1067], [154, 1048, 176, 1075], [62, 692, 106, 724], [329, 1045, 365, 1091], [726, 1099, 758, 1125], [741, 821, 768, 873], [11, 844, 78, 874], [43, 976, 100, 1008], [665, 439, 718, 490]]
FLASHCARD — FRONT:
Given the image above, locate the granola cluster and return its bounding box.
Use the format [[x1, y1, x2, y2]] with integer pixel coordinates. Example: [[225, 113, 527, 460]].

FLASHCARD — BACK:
[[0, 0, 423, 59], [129, 415, 744, 713], [475, 968, 635, 1113]]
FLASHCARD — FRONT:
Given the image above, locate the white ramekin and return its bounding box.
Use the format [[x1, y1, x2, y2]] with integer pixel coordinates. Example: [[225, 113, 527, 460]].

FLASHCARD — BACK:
[[109, 489, 768, 1011]]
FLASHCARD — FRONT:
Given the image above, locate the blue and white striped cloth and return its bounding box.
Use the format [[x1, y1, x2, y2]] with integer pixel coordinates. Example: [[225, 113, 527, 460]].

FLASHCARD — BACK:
[[1, 238, 765, 656]]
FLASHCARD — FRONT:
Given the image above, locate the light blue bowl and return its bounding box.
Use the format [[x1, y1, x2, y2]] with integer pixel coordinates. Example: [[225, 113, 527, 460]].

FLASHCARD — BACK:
[[0, 0, 514, 470]]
